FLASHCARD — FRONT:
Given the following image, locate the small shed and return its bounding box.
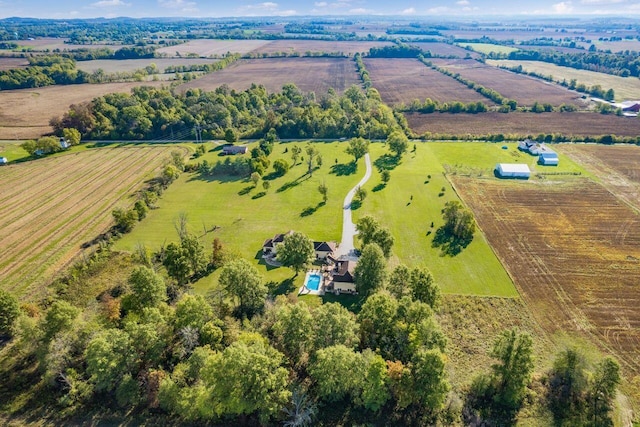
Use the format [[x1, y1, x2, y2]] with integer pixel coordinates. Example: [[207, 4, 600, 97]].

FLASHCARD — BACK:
[[539, 152, 559, 166], [495, 163, 531, 179], [59, 137, 70, 149], [0, 157, 7, 165], [222, 145, 248, 155]]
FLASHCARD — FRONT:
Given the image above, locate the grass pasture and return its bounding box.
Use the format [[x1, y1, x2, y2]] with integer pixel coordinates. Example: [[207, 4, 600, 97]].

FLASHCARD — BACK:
[[0, 145, 180, 298], [0, 81, 167, 139], [364, 58, 492, 105], [454, 177, 640, 376], [457, 42, 519, 55], [178, 58, 360, 95], [2, 38, 129, 52], [156, 39, 271, 57], [0, 141, 29, 162], [405, 111, 640, 138], [488, 59, 640, 100], [75, 58, 220, 73], [431, 58, 584, 107], [355, 142, 517, 297], [409, 42, 480, 58]]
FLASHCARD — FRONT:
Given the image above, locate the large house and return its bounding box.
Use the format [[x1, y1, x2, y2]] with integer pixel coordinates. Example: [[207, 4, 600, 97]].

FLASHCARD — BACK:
[[330, 260, 356, 294], [313, 241, 337, 261], [262, 231, 294, 256]]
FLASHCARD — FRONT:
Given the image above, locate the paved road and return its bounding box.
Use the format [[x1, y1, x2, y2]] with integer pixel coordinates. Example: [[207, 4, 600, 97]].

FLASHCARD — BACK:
[[337, 153, 372, 258]]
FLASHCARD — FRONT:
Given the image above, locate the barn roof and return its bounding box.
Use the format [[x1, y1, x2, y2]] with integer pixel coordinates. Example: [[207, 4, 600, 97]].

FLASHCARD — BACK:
[[497, 163, 531, 173]]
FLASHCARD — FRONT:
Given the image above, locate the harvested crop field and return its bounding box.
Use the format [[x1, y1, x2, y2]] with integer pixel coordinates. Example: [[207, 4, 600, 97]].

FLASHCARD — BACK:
[[453, 177, 640, 375], [178, 58, 360, 95], [251, 40, 393, 55], [10, 38, 128, 51], [408, 42, 480, 58], [559, 145, 640, 211], [431, 58, 584, 106], [156, 39, 271, 57], [75, 58, 220, 73], [363, 58, 492, 105], [0, 57, 29, 71], [0, 146, 182, 298], [0, 81, 167, 139], [406, 111, 640, 138]]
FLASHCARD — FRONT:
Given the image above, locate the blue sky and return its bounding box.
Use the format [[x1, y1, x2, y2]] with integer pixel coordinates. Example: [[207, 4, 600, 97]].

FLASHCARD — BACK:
[[1, 0, 640, 19]]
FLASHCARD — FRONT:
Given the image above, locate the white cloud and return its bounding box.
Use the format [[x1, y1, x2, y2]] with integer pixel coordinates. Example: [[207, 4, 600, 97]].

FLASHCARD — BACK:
[[349, 8, 369, 13], [427, 6, 450, 13], [400, 7, 416, 15], [278, 9, 297, 15], [552, 1, 574, 13], [456, 0, 470, 5], [91, 0, 128, 7], [314, 1, 328, 6]]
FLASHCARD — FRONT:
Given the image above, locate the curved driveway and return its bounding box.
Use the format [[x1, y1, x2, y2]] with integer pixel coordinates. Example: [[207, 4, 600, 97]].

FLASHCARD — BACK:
[[337, 153, 372, 258]]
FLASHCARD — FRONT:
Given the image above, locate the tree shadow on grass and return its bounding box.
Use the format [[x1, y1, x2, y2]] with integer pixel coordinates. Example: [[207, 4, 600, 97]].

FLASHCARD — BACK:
[[372, 183, 386, 192], [350, 200, 362, 210], [252, 191, 266, 199], [269, 277, 297, 296], [277, 174, 310, 193], [300, 201, 326, 217], [374, 154, 401, 172], [431, 226, 473, 257], [238, 185, 253, 196], [330, 162, 357, 176], [321, 293, 364, 314]]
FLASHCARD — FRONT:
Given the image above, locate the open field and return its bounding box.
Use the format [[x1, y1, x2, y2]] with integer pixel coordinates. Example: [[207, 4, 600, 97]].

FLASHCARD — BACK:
[[458, 43, 519, 55], [356, 142, 517, 297], [431, 58, 585, 106], [0, 141, 29, 162], [406, 111, 640, 137], [593, 39, 640, 53], [454, 177, 640, 375], [75, 57, 220, 73], [409, 42, 480, 58], [178, 58, 360, 95], [5, 38, 128, 51], [559, 144, 640, 212], [0, 145, 180, 298], [488, 59, 640, 101], [517, 45, 589, 54], [0, 57, 29, 70], [363, 58, 492, 105], [156, 39, 271, 57], [250, 40, 393, 55], [0, 81, 167, 139]]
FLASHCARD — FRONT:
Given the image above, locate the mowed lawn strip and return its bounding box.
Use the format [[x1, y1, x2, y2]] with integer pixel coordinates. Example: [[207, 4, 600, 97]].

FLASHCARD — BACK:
[[354, 142, 517, 297], [115, 141, 364, 293]]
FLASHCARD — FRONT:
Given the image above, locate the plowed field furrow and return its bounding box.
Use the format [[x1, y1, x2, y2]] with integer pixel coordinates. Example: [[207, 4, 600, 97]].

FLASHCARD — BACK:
[[453, 177, 640, 375], [0, 146, 178, 298], [0, 150, 133, 229]]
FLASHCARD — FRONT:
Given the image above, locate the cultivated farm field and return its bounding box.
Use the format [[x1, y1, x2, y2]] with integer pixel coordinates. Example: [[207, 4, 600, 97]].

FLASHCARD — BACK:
[[5, 37, 129, 51], [409, 42, 480, 58], [454, 177, 640, 376], [431, 58, 584, 107], [178, 58, 360, 95], [458, 43, 519, 55], [156, 39, 271, 57], [0, 81, 167, 139], [250, 40, 393, 55], [0, 145, 182, 298], [0, 57, 29, 70], [75, 58, 220, 73], [405, 111, 640, 137], [364, 58, 492, 105], [488, 59, 640, 100]]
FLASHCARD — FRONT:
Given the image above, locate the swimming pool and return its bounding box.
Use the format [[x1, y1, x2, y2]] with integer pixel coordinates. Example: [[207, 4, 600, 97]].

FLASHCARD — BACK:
[[305, 273, 321, 291]]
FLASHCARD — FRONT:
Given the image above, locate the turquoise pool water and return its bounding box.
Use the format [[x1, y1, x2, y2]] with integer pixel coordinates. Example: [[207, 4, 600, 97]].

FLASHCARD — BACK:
[[305, 273, 321, 291]]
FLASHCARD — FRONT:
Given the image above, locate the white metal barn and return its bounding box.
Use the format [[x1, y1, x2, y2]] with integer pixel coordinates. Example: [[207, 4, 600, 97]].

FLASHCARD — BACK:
[[495, 163, 531, 179]]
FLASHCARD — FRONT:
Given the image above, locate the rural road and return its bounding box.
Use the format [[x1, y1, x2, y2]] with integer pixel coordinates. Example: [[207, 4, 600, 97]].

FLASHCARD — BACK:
[[337, 153, 372, 258]]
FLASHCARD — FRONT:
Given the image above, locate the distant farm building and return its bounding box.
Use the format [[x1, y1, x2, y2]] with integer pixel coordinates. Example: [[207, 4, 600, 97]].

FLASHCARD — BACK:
[[59, 137, 70, 149], [614, 101, 640, 113], [0, 157, 7, 165], [518, 139, 559, 166], [539, 151, 559, 166], [222, 145, 248, 155], [495, 163, 531, 179]]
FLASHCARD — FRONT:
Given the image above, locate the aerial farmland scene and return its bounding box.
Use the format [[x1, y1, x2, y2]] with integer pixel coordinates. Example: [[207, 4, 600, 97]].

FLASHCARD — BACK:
[[2, 1, 640, 425]]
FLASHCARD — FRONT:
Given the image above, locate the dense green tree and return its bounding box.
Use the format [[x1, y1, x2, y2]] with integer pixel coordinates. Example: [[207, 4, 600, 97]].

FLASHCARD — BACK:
[[0, 290, 20, 337], [358, 291, 398, 356], [381, 169, 390, 183], [309, 345, 364, 402], [547, 348, 589, 424], [112, 207, 138, 233], [587, 357, 620, 426], [360, 350, 390, 411], [272, 302, 315, 366], [442, 200, 476, 241], [219, 259, 267, 318], [388, 264, 411, 299], [355, 215, 394, 257], [43, 300, 80, 340], [127, 266, 166, 311], [85, 328, 135, 393], [224, 128, 237, 143], [62, 127, 81, 145], [163, 242, 191, 285], [291, 145, 302, 165], [313, 303, 359, 350], [410, 267, 440, 309], [354, 243, 387, 297], [318, 181, 328, 203], [174, 294, 214, 331], [354, 186, 367, 203], [407, 349, 450, 410], [276, 231, 315, 276], [272, 158, 290, 176], [250, 171, 261, 186], [345, 137, 369, 163], [387, 130, 409, 157], [305, 144, 320, 176]]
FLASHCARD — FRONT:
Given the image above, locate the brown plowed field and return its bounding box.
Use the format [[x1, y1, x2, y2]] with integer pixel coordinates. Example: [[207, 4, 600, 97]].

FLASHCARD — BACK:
[[178, 58, 360, 95], [156, 39, 271, 57], [0, 81, 167, 139], [0, 57, 29, 71], [453, 177, 640, 374], [431, 58, 584, 106], [364, 58, 492, 105], [560, 144, 640, 212], [251, 40, 393, 55], [406, 112, 640, 137], [0, 146, 181, 298]]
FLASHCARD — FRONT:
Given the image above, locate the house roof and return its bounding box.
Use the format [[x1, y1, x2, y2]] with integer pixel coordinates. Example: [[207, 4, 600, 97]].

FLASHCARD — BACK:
[[540, 152, 558, 158], [313, 241, 337, 253], [222, 145, 248, 154], [333, 260, 356, 283], [263, 231, 294, 248]]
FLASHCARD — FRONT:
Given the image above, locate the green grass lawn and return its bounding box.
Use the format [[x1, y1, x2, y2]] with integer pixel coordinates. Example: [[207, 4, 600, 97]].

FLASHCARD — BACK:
[[115, 140, 364, 293], [458, 43, 519, 55], [488, 59, 640, 100], [0, 141, 29, 162]]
